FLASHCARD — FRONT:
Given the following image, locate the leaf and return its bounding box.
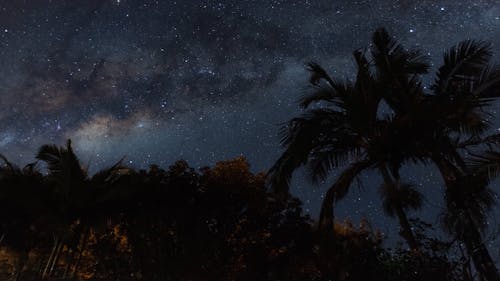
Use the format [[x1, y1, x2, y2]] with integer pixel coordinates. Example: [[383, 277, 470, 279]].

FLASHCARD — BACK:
[[306, 62, 334, 86], [467, 150, 500, 181], [379, 181, 423, 217], [472, 64, 500, 98], [433, 40, 492, 94], [371, 27, 430, 80]]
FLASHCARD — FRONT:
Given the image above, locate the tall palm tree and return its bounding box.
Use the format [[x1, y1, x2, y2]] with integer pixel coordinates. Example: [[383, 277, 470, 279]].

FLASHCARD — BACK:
[[423, 40, 500, 281], [379, 39, 500, 280], [268, 28, 428, 250], [36, 139, 126, 280], [268, 28, 500, 278]]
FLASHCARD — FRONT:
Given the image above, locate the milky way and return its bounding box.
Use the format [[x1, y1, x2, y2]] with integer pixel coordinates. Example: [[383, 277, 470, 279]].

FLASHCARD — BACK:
[[1, 0, 500, 247]]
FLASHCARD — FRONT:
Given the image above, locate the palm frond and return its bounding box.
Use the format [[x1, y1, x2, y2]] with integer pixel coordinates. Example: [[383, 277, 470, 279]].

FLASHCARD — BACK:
[[299, 81, 353, 109], [299, 86, 336, 109], [280, 109, 347, 146], [306, 141, 360, 183], [467, 150, 500, 181], [91, 157, 126, 186], [0, 154, 20, 175], [36, 139, 86, 188], [481, 133, 500, 148], [36, 144, 64, 174], [306, 148, 347, 184], [433, 40, 492, 94], [371, 27, 430, 80], [22, 162, 39, 176], [472, 64, 500, 98], [435, 93, 492, 136], [442, 176, 496, 236], [268, 110, 343, 193], [286, 109, 357, 183], [306, 62, 335, 87], [317, 159, 372, 230], [458, 133, 500, 148], [403, 49, 431, 74], [457, 111, 490, 136], [379, 181, 423, 217]]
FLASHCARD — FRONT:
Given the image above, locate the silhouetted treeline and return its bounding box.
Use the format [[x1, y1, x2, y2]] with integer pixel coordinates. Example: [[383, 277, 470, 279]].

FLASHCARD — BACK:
[[0, 143, 474, 281]]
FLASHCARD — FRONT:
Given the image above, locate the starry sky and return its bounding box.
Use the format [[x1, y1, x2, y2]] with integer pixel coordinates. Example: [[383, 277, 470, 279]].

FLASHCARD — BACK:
[[1, 0, 500, 246]]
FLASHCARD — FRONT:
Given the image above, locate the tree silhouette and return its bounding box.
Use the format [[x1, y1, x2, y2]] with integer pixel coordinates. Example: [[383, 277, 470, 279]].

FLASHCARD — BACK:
[[268, 28, 429, 250], [0, 156, 47, 281], [34, 139, 126, 280], [268, 28, 500, 279], [0, 144, 470, 280], [424, 40, 500, 281]]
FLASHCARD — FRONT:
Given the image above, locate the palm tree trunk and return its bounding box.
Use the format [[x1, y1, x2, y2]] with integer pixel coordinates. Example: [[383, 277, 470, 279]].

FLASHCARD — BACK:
[[458, 243, 474, 281], [48, 238, 64, 278], [42, 236, 59, 279], [433, 155, 500, 281], [70, 227, 89, 281], [463, 213, 499, 281], [318, 160, 372, 233], [318, 187, 335, 232], [34, 255, 43, 275], [393, 205, 420, 250], [379, 166, 420, 250]]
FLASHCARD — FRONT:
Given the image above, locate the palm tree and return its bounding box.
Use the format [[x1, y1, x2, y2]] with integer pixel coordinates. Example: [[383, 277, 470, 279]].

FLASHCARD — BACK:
[[268, 28, 500, 278], [268, 28, 428, 250], [35, 139, 126, 280], [379, 37, 500, 279], [423, 40, 500, 281]]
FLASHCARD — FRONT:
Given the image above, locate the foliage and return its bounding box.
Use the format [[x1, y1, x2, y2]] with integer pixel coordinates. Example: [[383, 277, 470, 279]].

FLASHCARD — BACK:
[[268, 27, 500, 279], [0, 147, 468, 281]]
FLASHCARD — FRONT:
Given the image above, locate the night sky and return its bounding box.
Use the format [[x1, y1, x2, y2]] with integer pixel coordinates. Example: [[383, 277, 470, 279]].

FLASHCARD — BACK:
[[1, 0, 500, 247]]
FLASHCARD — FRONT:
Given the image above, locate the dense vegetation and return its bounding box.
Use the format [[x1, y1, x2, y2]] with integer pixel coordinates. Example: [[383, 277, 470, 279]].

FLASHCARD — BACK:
[[1, 28, 500, 280], [0, 148, 474, 281]]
